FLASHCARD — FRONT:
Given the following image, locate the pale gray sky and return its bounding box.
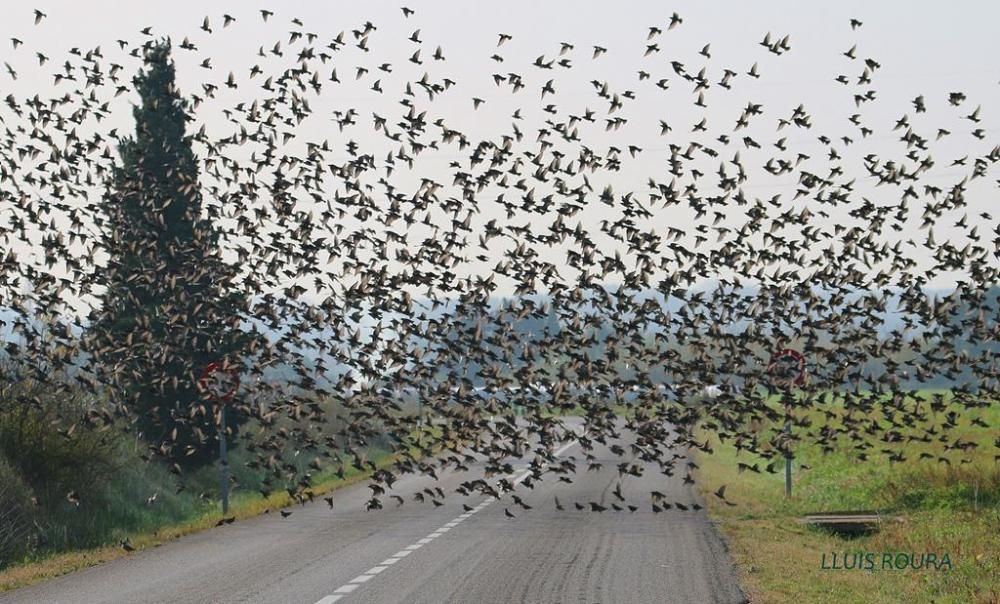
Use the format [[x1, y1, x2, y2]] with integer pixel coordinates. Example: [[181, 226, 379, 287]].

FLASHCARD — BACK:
[[1, 0, 997, 315]]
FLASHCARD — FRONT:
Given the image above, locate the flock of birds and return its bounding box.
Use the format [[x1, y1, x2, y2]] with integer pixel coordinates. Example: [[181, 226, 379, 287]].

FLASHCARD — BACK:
[[0, 6, 997, 522]]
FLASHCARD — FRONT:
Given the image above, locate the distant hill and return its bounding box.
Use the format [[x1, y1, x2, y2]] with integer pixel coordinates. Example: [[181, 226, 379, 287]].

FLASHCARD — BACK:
[[2, 282, 995, 392]]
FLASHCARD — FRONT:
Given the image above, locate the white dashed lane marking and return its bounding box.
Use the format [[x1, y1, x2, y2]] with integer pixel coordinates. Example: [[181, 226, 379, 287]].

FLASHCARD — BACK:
[[312, 436, 578, 604]]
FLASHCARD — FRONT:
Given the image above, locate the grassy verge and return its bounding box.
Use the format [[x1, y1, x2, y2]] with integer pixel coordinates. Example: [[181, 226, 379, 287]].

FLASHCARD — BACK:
[[694, 392, 1000, 604]]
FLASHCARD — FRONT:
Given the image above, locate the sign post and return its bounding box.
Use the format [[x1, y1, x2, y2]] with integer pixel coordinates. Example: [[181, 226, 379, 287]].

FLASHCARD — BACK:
[[767, 348, 806, 498], [198, 360, 239, 514], [219, 402, 229, 514], [784, 413, 793, 498]]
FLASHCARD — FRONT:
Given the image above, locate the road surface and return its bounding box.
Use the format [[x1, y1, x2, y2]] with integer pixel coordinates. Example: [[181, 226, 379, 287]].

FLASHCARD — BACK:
[[0, 418, 745, 604]]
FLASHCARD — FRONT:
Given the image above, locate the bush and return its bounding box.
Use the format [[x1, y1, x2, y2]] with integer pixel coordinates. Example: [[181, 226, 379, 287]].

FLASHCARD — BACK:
[[0, 456, 36, 569], [0, 375, 120, 508], [0, 357, 129, 555]]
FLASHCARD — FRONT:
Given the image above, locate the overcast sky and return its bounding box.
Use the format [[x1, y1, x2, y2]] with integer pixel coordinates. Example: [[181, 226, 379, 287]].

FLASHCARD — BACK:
[[1, 0, 997, 313]]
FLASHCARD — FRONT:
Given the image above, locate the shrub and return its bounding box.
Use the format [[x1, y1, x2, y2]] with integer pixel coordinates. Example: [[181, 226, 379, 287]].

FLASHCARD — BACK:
[[0, 455, 36, 569], [0, 375, 120, 506]]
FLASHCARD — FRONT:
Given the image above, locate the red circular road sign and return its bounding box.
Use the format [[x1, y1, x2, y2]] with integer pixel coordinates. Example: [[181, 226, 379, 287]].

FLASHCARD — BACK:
[[198, 361, 240, 401], [767, 348, 806, 388]]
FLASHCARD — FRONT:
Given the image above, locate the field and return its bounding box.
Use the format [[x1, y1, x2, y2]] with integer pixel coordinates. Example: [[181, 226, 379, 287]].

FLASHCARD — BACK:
[[694, 391, 1000, 604]]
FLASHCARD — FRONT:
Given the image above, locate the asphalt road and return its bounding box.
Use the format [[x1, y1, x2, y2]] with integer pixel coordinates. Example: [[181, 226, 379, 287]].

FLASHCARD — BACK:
[[0, 418, 745, 604]]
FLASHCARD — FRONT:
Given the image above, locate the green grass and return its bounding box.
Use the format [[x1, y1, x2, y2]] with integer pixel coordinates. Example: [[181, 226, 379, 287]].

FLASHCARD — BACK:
[[694, 391, 1000, 604]]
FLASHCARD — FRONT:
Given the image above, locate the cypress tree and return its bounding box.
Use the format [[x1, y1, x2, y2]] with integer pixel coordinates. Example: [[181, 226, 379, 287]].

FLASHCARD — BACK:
[[86, 40, 252, 470]]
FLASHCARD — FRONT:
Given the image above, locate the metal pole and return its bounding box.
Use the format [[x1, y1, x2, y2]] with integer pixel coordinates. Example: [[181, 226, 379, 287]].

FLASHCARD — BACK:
[[219, 404, 229, 514], [784, 390, 792, 498], [784, 419, 792, 498]]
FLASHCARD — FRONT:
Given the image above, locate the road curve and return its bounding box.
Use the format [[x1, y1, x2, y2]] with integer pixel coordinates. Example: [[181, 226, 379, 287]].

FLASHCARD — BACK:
[[0, 418, 745, 604]]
